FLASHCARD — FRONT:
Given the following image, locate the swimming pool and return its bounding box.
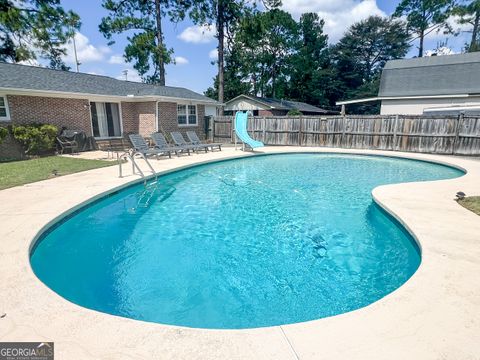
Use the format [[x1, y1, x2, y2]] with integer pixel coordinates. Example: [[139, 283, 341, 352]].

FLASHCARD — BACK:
[[30, 154, 463, 329]]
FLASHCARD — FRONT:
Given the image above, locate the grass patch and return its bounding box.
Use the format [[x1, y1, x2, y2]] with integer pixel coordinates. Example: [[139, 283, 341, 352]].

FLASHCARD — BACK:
[[458, 196, 480, 216], [0, 156, 114, 190]]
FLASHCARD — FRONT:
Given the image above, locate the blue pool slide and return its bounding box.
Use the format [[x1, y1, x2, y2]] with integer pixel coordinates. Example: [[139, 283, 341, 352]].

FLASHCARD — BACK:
[[234, 111, 264, 149]]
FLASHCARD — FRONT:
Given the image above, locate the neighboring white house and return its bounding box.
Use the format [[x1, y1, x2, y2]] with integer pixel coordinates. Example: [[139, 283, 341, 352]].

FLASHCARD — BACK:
[[204, 104, 219, 117], [225, 95, 336, 116], [337, 52, 480, 115]]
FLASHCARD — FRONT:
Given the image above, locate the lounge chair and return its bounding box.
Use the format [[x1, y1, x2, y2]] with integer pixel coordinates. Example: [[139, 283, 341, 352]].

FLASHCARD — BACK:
[[128, 134, 173, 159], [150, 132, 190, 156], [170, 132, 209, 153], [186, 131, 222, 151]]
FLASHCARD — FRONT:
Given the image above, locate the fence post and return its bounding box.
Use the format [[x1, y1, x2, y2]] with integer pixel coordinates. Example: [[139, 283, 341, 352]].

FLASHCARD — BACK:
[[209, 116, 214, 142], [393, 114, 399, 151], [453, 113, 464, 155], [262, 117, 266, 144], [231, 116, 235, 144], [341, 115, 346, 147], [299, 116, 303, 146]]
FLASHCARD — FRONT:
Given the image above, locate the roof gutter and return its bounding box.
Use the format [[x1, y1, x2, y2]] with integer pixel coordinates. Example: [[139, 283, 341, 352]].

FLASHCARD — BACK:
[[336, 94, 471, 106], [227, 94, 279, 109], [0, 87, 220, 105]]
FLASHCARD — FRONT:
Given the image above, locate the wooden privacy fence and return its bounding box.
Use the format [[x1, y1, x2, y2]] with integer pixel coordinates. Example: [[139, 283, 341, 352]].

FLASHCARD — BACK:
[[212, 114, 480, 155]]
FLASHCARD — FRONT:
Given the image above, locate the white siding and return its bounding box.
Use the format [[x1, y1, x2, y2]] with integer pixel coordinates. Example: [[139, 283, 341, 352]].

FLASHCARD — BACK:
[[380, 96, 480, 115], [225, 98, 269, 111], [204, 105, 218, 117]]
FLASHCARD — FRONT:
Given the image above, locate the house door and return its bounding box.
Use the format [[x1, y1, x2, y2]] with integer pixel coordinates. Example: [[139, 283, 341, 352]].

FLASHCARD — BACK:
[[90, 102, 121, 138]]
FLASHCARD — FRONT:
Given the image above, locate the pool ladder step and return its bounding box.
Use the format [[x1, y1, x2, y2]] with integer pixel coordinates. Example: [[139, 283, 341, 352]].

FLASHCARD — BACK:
[[118, 149, 158, 182]]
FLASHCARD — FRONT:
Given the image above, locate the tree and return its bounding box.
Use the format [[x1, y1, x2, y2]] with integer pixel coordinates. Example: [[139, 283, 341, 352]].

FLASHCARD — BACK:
[[288, 13, 330, 107], [204, 49, 251, 101], [453, 0, 480, 52], [332, 16, 410, 114], [258, 9, 299, 98], [334, 16, 410, 83], [229, 9, 299, 98], [0, 0, 80, 69], [188, 0, 251, 111], [393, 0, 456, 57], [100, 0, 189, 85]]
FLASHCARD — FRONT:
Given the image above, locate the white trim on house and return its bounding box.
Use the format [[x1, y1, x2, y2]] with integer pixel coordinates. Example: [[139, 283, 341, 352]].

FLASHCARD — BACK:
[[336, 94, 471, 106], [226, 94, 276, 110], [0, 87, 220, 105], [0, 94, 11, 121], [423, 104, 480, 113]]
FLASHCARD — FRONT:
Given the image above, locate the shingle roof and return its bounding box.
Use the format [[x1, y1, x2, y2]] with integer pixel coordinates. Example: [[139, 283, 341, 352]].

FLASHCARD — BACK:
[[0, 62, 217, 103], [379, 52, 480, 97], [228, 95, 332, 114]]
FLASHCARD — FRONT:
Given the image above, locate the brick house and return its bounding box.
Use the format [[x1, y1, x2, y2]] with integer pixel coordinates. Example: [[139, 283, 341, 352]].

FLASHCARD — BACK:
[[0, 62, 219, 143], [224, 94, 336, 116]]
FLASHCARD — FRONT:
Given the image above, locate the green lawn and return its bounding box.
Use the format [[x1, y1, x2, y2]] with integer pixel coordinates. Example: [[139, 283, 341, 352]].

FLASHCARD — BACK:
[[458, 196, 480, 216], [0, 156, 115, 190]]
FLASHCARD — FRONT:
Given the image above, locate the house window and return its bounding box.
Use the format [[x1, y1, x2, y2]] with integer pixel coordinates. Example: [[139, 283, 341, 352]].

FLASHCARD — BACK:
[[0, 96, 10, 121], [177, 104, 197, 126], [90, 102, 122, 138]]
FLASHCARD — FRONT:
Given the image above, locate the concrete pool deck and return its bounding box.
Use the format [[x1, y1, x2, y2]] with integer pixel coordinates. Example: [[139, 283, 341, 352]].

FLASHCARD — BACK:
[[0, 147, 479, 359]]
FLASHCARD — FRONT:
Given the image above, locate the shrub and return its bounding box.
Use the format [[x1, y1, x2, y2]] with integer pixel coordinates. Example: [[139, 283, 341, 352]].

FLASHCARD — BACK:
[[287, 109, 303, 116], [12, 123, 58, 155], [0, 127, 8, 144]]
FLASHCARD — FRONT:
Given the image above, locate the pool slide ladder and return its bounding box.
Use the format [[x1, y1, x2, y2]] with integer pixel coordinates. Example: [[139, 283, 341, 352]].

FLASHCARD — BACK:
[[233, 111, 264, 151]]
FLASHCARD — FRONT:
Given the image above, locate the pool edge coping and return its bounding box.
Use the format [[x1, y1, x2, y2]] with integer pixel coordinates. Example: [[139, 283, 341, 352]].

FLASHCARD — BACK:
[[1, 147, 480, 359]]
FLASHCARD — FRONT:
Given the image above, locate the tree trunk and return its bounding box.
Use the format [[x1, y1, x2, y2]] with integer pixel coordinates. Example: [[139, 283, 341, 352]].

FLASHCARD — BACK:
[[155, 0, 166, 86], [470, 9, 480, 52], [217, 0, 225, 115], [418, 28, 424, 57]]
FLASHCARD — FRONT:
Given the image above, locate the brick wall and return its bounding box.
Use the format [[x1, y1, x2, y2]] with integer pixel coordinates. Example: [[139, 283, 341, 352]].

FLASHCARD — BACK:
[[137, 102, 156, 136], [5, 96, 206, 143], [121, 101, 156, 137], [258, 109, 287, 117], [157, 102, 206, 140], [121, 102, 138, 135], [7, 95, 92, 133]]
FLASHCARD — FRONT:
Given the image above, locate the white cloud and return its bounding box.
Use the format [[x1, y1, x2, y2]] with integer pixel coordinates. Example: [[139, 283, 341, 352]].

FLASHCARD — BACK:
[[281, 0, 385, 43], [424, 15, 471, 42], [209, 48, 218, 60], [175, 56, 189, 65], [17, 59, 41, 67], [108, 55, 124, 64], [64, 32, 111, 64], [178, 25, 216, 44], [425, 46, 457, 57], [116, 68, 142, 82]]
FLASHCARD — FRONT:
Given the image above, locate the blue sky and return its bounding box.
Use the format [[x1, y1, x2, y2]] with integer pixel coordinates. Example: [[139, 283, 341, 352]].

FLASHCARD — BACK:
[[55, 0, 470, 93]]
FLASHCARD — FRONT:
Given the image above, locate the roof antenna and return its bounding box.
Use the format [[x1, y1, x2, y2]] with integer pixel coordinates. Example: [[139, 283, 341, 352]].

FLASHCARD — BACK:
[[122, 69, 128, 81]]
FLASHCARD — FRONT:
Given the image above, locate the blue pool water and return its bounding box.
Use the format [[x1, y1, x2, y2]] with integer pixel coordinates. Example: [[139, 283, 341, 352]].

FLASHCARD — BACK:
[[30, 154, 462, 329]]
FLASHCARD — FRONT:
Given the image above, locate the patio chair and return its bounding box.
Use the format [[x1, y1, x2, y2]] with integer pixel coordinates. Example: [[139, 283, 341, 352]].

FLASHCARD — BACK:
[[150, 132, 189, 156], [170, 131, 209, 153], [128, 134, 172, 159], [56, 136, 78, 154], [186, 131, 222, 151]]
